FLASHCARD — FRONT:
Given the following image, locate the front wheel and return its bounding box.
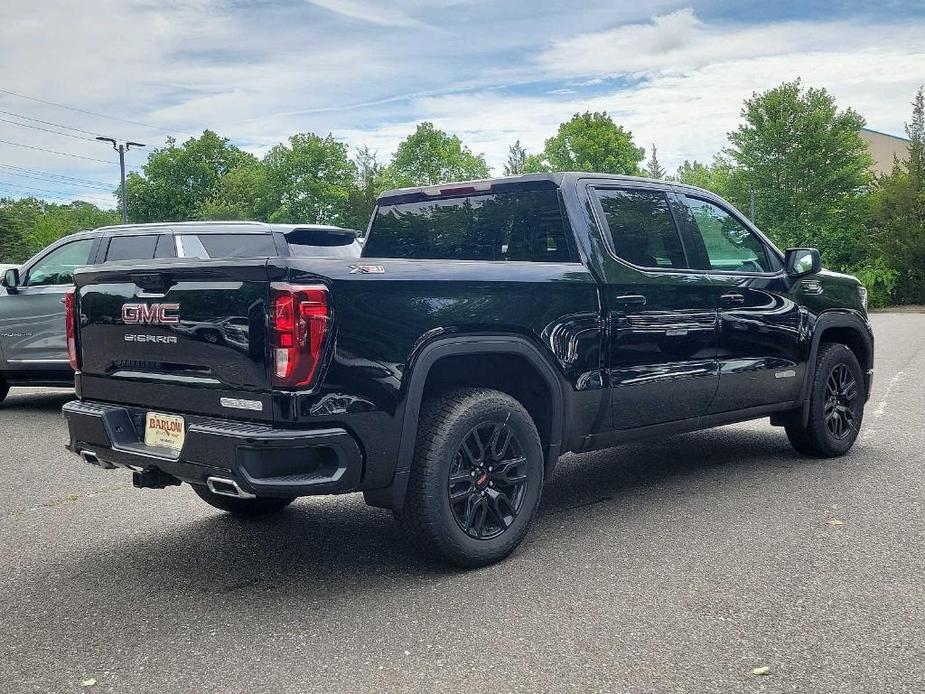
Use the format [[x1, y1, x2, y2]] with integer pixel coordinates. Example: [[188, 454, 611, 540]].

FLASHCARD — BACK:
[[395, 388, 544, 568], [786, 343, 865, 457], [191, 484, 295, 516]]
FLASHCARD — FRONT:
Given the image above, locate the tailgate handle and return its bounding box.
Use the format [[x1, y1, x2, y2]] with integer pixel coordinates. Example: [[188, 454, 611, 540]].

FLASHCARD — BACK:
[[131, 273, 173, 292]]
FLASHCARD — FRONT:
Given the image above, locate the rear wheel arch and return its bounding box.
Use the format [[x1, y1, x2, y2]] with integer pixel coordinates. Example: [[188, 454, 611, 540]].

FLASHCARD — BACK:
[[365, 334, 567, 511]]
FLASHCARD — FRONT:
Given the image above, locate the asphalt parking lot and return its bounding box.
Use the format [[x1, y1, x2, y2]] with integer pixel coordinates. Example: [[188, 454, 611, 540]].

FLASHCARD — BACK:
[[1, 312, 922, 694]]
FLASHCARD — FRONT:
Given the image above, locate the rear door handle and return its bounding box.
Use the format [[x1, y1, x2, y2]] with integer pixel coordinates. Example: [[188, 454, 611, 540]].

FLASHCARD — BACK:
[[615, 293, 647, 306], [720, 292, 745, 306]]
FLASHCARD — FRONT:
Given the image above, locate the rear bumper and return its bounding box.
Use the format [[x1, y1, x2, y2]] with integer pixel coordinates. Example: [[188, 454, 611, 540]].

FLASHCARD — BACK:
[[62, 399, 363, 497]]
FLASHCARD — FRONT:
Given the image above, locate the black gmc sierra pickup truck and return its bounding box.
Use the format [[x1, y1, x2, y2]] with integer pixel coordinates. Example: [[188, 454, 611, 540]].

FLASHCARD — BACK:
[[63, 173, 873, 567]]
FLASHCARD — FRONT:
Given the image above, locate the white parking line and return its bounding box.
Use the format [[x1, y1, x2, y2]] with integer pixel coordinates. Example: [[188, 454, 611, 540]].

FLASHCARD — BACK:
[[864, 370, 904, 439]]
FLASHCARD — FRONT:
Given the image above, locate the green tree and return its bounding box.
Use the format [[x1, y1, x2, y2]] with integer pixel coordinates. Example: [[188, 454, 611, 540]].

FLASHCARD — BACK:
[[344, 145, 384, 232], [125, 130, 257, 222], [533, 112, 644, 175], [725, 80, 872, 269], [644, 144, 666, 179], [868, 86, 925, 304], [0, 198, 118, 262], [673, 157, 751, 212], [200, 163, 276, 221], [263, 132, 357, 224], [503, 140, 528, 175], [380, 122, 490, 189]]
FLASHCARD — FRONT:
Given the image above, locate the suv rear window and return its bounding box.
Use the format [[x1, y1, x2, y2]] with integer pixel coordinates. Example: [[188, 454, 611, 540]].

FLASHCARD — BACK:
[[285, 229, 360, 258], [364, 189, 576, 262], [177, 234, 276, 259]]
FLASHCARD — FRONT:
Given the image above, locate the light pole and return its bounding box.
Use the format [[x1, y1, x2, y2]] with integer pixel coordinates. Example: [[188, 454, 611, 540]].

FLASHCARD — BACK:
[[96, 137, 145, 223]]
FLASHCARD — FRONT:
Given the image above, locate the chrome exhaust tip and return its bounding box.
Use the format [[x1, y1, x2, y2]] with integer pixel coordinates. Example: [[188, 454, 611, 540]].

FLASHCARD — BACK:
[[206, 476, 256, 499], [80, 450, 117, 470]]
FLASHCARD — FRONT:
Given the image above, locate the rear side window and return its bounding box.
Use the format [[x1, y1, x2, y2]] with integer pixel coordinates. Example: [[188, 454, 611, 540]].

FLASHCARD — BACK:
[[105, 235, 159, 262], [154, 234, 175, 258], [594, 189, 687, 269], [177, 234, 276, 259], [364, 189, 577, 262]]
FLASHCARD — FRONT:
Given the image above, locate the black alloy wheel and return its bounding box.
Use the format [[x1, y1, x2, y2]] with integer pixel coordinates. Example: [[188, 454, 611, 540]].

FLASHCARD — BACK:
[[448, 421, 529, 540], [785, 342, 865, 457], [396, 387, 544, 567], [824, 363, 858, 440]]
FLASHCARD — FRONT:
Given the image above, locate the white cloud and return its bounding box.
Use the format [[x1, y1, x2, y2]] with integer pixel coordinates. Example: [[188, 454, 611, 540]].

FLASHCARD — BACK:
[[0, 2, 922, 207], [343, 9, 925, 173], [303, 0, 430, 28]]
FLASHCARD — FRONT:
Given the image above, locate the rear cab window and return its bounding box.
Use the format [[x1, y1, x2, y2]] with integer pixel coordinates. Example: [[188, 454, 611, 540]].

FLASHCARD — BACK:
[[364, 188, 578, 262]]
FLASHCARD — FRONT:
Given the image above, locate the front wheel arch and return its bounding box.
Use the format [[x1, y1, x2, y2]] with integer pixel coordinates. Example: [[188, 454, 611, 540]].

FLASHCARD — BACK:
[[797, 311, 873, 426]]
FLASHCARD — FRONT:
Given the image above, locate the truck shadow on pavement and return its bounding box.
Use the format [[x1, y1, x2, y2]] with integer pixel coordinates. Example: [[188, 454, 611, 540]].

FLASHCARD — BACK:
[[41, 425, 816, 603], [0, 390, 73, 412]]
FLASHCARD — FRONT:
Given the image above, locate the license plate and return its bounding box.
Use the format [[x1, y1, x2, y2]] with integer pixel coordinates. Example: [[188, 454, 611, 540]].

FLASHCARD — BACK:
[[144, 411, 185, 451]]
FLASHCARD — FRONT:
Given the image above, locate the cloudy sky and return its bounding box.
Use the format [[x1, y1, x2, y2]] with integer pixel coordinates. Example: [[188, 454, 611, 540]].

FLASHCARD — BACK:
[[0, 0, 923, 207]]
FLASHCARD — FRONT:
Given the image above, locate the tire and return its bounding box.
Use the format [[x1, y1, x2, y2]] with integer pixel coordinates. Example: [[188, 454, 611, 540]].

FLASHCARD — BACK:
[[0, 378, 8, 405], [395, 388, 544, 568], [191, 484, 295, 516], [786, 343, 865, 457]]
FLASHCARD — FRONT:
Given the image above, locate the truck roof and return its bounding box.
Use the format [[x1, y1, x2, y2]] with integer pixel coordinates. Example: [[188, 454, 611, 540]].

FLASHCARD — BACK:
[[377, 172, 715, 204]]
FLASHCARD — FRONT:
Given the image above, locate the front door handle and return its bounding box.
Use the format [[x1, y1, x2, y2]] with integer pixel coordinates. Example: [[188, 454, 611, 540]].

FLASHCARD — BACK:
[[720, 292, 745, 306], [615, 293, 647, 306]]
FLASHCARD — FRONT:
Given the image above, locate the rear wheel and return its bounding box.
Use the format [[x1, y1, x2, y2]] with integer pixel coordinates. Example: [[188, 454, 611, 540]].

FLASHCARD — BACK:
[[191, 484, 295, 516], [395, 388, 544, 568], [786, 343, 865, 457]]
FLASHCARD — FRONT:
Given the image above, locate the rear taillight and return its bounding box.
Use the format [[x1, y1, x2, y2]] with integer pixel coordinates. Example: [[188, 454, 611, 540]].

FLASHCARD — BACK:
[[64, 287, 78, 370], [270, 283, 330, 388]]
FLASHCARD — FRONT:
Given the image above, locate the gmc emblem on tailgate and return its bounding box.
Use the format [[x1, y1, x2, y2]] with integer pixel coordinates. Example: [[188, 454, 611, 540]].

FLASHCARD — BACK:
[[122, 303, 180, 325]]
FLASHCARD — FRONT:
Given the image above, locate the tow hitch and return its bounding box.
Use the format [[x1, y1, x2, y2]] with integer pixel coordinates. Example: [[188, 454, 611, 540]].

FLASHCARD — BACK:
[[132, 466, 181, 490]]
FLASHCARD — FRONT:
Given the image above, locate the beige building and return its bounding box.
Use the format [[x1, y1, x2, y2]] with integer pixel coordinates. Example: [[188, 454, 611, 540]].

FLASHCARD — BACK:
[[861, 128, 911, 176]]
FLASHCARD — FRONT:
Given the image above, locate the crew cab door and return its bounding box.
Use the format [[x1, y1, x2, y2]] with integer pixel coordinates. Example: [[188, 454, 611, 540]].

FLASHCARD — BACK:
[[671, 192, 805, 412], [586, 181, 719, 429], [0, 237, 96, 371]]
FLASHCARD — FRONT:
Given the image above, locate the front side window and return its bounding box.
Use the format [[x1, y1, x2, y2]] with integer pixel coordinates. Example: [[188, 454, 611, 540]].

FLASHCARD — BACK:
[[683, 196, 770, 272], [26, 239, 94, 286], [364, 189, 576, 262], [594, 189, 687, 269]]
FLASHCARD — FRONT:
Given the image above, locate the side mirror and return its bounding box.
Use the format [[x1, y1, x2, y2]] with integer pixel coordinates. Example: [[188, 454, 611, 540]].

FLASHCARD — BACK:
[[1, 267, 19, 293], [785, 248, 821, 277]]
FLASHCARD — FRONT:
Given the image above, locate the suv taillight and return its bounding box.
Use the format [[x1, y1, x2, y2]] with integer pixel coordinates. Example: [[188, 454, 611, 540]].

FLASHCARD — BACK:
[[64, 286, 78, 370], [270, 283, 330, 388]]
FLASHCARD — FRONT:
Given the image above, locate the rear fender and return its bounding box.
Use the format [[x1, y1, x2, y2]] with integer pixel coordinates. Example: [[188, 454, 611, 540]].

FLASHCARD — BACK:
[[363, 334, 566, 511]]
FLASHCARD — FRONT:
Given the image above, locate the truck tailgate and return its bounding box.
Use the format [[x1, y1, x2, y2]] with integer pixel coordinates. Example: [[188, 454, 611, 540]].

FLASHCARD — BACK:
[[76, 259, 275, 422]]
